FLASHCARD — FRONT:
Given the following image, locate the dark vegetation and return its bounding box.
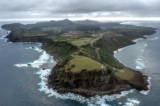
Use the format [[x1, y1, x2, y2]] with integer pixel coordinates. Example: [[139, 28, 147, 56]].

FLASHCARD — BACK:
[[111, 27, 156, 38]]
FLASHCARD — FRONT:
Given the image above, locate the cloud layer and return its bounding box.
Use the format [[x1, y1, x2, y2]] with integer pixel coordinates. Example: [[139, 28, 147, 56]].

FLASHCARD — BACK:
[[0, 0, 160, 20]]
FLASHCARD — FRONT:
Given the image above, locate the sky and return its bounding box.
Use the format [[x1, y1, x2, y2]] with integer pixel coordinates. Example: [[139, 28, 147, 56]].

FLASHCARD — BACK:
[[0, 0, 160, 21]]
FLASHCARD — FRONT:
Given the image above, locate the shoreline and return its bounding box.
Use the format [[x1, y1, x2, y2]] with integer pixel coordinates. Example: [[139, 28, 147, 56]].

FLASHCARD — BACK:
[[113, 48, 124, 54], [132, 35, 148, 42], [114, 35, 148, 54], [132, 38, 144, 42], [113, 35, 152, 95], [2, 28, 152, 104]]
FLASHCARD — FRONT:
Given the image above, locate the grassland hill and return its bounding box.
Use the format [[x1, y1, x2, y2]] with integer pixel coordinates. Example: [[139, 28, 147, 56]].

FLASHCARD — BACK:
[[2, 19, 156, 97]]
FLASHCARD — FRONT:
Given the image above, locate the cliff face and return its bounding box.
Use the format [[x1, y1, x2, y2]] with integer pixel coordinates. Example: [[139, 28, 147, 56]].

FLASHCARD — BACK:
[[47, 65, 126, 97], [47, 65, 149, 97], [128, 71, 149, 91], [6, 31, 52, 44]]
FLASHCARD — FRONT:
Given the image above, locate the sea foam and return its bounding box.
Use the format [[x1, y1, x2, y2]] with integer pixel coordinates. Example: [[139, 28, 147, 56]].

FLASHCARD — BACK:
[[124, 98, 140, 106], [15, 51, 51, 68], [135, 58, 145, 70], [26, 46, 42, 52], [14, 64, 28, 67], [150, 37, 159, 40], [140, 77, 151, 95], [144, 44, 148, 47], [0, 31, 11, 42]]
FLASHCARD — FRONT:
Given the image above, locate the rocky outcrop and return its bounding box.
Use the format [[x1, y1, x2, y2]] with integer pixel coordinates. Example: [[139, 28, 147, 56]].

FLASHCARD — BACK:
[[128, 71, 149, 91], [47, 65, 149, 97], [6, 32, 49, 43]]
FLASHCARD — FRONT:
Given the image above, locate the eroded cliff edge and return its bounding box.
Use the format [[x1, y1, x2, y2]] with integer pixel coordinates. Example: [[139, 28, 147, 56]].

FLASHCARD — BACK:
[[47, 64, 149, 97]]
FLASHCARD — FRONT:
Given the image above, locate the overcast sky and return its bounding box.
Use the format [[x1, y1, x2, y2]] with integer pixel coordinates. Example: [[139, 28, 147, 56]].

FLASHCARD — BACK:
[[0, 0, 160, 21]]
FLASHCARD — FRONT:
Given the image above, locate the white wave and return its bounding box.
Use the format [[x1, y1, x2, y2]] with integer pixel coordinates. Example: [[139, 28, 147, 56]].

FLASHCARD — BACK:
[[24, 42, 35, 43], [136, 58, 142, 61], [118, 102, 122, 105], [124, 98, 140, 106], [150, 37, 159, 40], [0, 30, 11, 42], [0, 34, 7, 39], [34, 47, 42, 52], [7, 31, 11, 33], [100, 104, 111, 106], [14, 64, 28, 67], [25, 46, 42, 52], [1, 31, 11, 38], [14, 50, 51, 68], [135, 58, 145, 70], [144, 44, 148, 47], [25, 47, 33, 49], [135, 66, 143, 70], [37, 42, 42, 46], [140, 77, 151, 95], [136, 61, 145, 68], [30, 51, 51, 68]]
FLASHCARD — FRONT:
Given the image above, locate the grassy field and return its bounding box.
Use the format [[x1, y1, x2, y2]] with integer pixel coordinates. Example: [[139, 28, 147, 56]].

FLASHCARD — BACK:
[[71, 38, 92, 46], [66, 55, 105, 72], [71, 39, 86, 45], [115, 68, 135, 80]]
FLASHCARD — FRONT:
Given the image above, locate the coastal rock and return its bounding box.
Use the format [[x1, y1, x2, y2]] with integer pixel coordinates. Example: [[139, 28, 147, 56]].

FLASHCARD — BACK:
[[42, 68, 47, 70], [27, 64, 32, 67]]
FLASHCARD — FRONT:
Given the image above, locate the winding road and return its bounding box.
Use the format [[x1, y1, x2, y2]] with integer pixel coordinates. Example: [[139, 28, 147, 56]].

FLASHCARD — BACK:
[[90, 33, 124, 72]]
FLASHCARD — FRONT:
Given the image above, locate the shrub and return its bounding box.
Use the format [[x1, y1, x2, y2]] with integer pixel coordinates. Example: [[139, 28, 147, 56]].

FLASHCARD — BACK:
[[65, 56, 72, 62], [67, 68, 71, 71], [81, 69, 87, 72], [71, 64, 75, 68]]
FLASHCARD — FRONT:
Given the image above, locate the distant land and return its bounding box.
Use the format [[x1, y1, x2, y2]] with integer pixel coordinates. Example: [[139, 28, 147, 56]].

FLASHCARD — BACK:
[[2, 19, 156, 97]]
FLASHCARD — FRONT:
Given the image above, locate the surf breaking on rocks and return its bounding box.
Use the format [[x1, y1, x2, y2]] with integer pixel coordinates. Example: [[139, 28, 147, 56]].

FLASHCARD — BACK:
[[13, 44, 144, 106]]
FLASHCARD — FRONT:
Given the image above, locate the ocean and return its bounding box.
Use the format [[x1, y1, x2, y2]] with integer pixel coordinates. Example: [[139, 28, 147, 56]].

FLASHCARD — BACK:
[[0, 21, 159, 106]]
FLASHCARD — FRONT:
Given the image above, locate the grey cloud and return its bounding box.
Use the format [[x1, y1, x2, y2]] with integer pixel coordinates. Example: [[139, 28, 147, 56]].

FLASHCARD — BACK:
[[0, 0, 159, 20]]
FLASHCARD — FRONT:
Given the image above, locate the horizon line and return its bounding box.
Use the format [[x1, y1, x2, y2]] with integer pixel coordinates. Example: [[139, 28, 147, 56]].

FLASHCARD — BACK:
[[0, 17, 160, 22]]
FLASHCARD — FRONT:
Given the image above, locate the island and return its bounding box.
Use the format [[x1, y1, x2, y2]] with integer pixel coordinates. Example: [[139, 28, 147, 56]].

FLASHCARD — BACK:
[[2, 19, 156, 97]]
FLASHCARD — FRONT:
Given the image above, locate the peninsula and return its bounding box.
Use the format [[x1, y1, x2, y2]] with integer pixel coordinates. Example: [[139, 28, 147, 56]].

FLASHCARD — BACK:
[[2, 19, 156, 97]]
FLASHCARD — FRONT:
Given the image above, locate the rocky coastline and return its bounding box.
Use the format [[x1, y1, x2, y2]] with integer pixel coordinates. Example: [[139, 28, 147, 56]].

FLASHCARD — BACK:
[[46, 64, 149, 97], [5, 29, 150, 98]]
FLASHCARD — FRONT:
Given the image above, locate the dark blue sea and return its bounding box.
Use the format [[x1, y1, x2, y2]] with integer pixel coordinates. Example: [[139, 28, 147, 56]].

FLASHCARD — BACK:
[[0, 21, 160, 106]]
